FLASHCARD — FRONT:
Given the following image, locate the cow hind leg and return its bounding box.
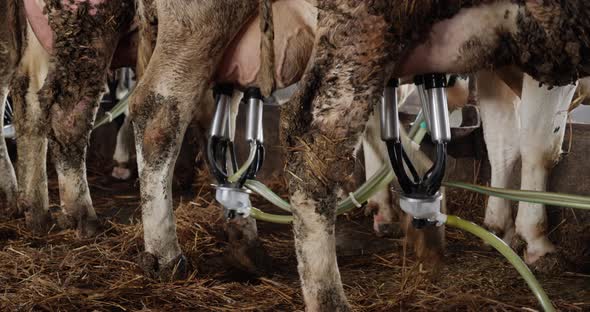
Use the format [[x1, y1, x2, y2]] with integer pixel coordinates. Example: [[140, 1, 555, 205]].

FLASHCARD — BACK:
[[516, 74, 576, 271], [12, 27, 52, 232], [48, 94, 100, 238], [131, 0, 258, 280], [281, 3, 389, 309], [42, 2, 133, 238], [478, 71, 520, 244]]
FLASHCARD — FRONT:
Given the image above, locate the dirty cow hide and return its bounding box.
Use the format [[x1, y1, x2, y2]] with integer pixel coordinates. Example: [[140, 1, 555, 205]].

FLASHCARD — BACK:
[[280, 2, 390, 310], [11, 0, 134, 236], [390, 0, 590, 86]]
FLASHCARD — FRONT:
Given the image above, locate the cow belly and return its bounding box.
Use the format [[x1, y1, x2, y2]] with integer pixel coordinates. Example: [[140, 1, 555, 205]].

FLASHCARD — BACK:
[[215, 0, 317, 89], [396, 3, 519, 77]]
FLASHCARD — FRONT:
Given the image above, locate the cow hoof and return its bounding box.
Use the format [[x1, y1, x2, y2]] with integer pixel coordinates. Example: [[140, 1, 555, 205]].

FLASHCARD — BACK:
[[24, 210, 54, 235], [224, 240, 272, 275], [2, 201, 21, 218], [77, 218, 99, 238], [112, 165, 132, 180], [159, 254, 189, 281], [137, 252, 189, 281], [55, 212, 98, 238], [528, 251, 571, 275], [374, 222, 404, 238], [510, 236, 526, 254], [482, 225, 515, 251], [55, 212, 76, 230]]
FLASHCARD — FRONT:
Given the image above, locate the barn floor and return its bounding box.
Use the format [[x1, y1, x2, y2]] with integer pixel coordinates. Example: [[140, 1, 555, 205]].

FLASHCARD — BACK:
[[0, 163, 589, 311]]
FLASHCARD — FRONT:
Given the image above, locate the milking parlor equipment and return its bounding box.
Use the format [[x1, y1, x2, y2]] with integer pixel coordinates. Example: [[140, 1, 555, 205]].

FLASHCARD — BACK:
[[208, 85, 265, 220], [94, 71, 590, 311], [203, 74, 590, 312], [379, 74, 449, 229]]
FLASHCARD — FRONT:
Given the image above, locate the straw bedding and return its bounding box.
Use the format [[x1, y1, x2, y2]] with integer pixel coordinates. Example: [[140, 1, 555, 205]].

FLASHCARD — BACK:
[[0, 160, 588, 311]]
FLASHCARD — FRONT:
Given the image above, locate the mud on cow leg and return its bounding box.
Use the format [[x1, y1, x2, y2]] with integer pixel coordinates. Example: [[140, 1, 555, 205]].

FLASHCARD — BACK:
[[283, 131, 356, 311], [46, 78, 103, 238], [48, 106, 100, 238], [131, 87, 189, 281], [281, 3, 389, 310], [130, 0, 258, 280], [41, 0, 134, 237]]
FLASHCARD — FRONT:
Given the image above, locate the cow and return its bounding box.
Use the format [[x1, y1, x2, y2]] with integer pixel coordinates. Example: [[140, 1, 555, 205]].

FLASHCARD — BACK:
[[0, 0, 135, 236], [128, 1, 590, 310]]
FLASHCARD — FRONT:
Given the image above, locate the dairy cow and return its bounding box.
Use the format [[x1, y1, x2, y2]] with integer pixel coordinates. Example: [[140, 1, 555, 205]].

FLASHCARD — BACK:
[[0, 0, 135, 236]]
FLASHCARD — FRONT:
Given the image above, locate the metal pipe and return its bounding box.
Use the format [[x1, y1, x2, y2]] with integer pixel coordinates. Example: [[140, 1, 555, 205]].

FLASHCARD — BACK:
[[379, 79, 400, 141], [245, 88, 264, 143], [420, 73, 451, 142], [426, 86, 451, 142], [210, 93, 232, 139], [416, 84, 432, 132]]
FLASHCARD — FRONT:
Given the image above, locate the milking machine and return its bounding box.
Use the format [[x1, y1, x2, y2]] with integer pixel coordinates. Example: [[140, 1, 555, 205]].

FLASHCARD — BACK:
[[208, 85, 265, 220], [379, 74, 450, 228]]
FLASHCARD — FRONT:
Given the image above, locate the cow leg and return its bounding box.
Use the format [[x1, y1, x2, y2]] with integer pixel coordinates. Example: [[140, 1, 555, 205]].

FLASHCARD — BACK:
[[41, 2, 132, 238], [131, 0, 257, 279], [362, 111, 400, 237], [515, 74, 576, 268], [0, 85, 17, 209], [282, 4, 388, 310], [112, 112, 134, 180], [12, 25, 52, 232], [46, 80, 103, 238], [479, 71, 520, 244]]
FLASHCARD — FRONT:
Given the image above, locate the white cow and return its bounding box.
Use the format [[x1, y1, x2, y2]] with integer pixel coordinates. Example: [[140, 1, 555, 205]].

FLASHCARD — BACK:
[[478, 71, 578, 267]]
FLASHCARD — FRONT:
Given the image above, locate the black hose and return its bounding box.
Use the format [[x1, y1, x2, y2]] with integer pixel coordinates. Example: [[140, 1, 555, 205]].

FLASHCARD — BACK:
[[401, 147, 421, 183], [207, 136, 228, 184], [238, 142, 265, 187], [422, 142, 447, 196], [386, 140, 416, 194]]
